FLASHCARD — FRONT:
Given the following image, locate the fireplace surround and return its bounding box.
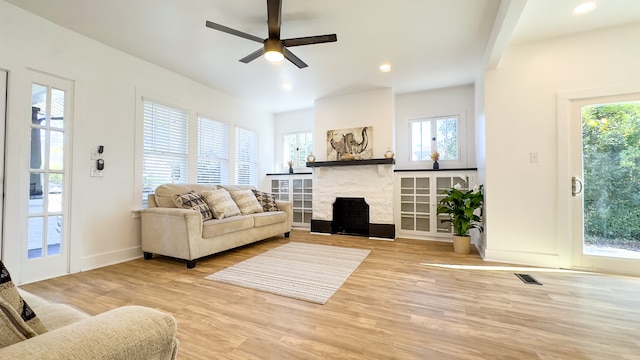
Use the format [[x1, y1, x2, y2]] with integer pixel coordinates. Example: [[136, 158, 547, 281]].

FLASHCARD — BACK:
[[309, 159, 395, 239]]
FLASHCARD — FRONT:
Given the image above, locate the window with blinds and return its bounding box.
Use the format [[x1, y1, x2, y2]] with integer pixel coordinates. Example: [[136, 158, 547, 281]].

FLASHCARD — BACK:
[[197, 116, 229, 184], [142, 100, 189, 206], [235, 127, 258, 186]]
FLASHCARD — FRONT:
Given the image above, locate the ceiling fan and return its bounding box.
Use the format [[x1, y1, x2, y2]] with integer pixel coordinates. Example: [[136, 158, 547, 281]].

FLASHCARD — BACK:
[[205, 0, 337, 68]]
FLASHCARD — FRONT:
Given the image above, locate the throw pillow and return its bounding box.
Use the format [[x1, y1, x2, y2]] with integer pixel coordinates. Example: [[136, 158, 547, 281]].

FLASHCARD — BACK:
[[173, 190, 214, 221], [0, 260, 47, 348], [252, 190, 280, 212], [202, 189, 241, 219], [230, 190, 264, 215]]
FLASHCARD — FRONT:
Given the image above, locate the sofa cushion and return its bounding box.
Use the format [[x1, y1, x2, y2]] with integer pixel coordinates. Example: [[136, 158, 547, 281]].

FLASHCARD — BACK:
[[0, 261, 47, 348], [253, 211, 287, 227], [173, 191, 214, 220], [218, 185, 255, 192], [229, 190, 263, 215], [202, 215, 255, 238], [155, 183, 218, 208], [252, 190, 280, 212], [202, 189, 241, 219], [18, 289, 90, 331]]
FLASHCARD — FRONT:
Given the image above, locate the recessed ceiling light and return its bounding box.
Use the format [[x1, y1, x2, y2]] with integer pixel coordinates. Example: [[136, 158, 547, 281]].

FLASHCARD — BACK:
[[379, 63, 391, 72], [282, 83, 292, 90], [573, 2, 596, 15]]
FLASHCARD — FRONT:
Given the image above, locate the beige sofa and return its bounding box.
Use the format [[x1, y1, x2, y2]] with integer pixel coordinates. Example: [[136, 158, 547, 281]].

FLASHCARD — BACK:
[[141, 184, 292, 268], [0, 289, 178, 360]]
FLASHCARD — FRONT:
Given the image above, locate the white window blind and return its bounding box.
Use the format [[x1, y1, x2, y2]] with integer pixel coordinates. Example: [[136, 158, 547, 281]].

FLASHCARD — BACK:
[[197, 116, 229, 184], [142, 100, 189, 206], [235, 127, 258, 186]]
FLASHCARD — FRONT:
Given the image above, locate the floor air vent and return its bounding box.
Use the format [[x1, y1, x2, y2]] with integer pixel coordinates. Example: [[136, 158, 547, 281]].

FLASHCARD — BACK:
[[515, 273, 542, 285]]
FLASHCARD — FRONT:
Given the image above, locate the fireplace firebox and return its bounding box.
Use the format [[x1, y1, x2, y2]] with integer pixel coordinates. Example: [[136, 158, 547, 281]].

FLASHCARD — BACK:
[[332, 197, 370, 237]]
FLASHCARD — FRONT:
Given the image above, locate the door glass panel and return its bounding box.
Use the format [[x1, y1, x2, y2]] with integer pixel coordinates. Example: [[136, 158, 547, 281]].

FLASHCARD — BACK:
[[29, 173, 45, 214], [31, 84, 47, 126], [49, 130, 64, 170], [50, 88, 65, 129], [581, 101, 640, 259], [47, 216, 62, 256], [30, 127, 46, 170], [48, 174, 63, 213], [28, 217, 44, 259]]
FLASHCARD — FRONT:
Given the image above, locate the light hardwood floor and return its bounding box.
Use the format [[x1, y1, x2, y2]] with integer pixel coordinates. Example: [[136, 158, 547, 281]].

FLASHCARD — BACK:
[[21, 231, 640, 360]]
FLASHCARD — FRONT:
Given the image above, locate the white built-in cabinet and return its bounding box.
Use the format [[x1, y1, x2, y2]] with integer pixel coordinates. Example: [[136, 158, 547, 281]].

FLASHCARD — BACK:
[[395, 170, 477, 239], [269, 174, 312, 229]]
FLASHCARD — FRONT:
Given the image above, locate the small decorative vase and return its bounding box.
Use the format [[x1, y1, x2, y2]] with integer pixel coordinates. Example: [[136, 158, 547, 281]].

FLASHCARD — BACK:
[[452, 235, 471, 254], [288, 166, 293, 174], [384, 147, 395, 159], [433, 160, 439, 169]]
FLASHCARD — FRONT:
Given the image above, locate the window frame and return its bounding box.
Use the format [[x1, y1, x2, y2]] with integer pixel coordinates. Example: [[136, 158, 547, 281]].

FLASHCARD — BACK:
[[282, 131, 313, 169], [409, 115, 461, 166]]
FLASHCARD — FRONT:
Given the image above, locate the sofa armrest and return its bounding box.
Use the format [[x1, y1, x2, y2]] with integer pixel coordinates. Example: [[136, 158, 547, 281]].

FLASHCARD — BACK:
[[0, 306, 178, 360], [276, 200, 293, 231], [141, 207, 203, 260]]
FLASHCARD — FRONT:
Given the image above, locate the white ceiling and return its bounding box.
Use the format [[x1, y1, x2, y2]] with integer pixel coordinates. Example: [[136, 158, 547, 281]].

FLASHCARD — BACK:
[[5, 0, 640, 113]]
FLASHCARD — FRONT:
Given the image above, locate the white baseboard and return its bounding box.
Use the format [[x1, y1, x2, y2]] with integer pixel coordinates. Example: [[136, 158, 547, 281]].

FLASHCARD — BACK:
[[483, 248, 560, 268], [80, 246, 142, 272]]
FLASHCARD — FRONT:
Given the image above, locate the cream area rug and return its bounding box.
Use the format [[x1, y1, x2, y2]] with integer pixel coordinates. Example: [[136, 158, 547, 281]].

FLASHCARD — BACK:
[[205, 242, 370, 304]]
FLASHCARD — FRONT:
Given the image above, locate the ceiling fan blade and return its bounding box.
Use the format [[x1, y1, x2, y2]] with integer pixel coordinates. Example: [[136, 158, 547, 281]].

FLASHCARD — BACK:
[[205, 20, 263, 43], [283, 48, 308, 69], [239, 48, 265, 63], [267, 0, 282, 39], [282, 34, 337, 47]]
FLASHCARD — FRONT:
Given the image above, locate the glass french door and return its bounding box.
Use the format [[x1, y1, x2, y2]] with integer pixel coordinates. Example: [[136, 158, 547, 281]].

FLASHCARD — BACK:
[[570, 94, 640, 276], [22, 71, 73, 283]]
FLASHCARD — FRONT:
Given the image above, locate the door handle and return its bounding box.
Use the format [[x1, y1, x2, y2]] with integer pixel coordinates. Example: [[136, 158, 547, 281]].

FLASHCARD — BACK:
[[571, 176, 583, 197]]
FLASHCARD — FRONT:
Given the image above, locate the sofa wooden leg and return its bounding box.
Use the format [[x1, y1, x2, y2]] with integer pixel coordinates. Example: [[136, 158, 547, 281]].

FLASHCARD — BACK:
[[284, 232, 290, 238], [143, 252, 153, 260], [186, 260, 196, 269]]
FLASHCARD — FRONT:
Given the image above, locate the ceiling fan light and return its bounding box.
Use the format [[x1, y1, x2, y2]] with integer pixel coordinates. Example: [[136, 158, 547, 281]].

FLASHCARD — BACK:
[[573, 2, 596, 14], [265, 50, 284, 62]]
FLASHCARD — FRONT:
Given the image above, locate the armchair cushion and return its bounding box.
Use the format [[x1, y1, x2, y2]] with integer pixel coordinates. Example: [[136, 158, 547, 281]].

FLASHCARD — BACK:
[[0, 261, 47, 348]]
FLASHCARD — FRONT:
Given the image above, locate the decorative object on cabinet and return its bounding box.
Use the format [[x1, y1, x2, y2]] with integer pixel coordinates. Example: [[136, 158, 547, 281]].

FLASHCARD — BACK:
[[288, 160, 294, 173], [436, 184, 484, 254], [431, 151, 440, 169], [327, 126, 373, 161], [384, 147, 395, 159], [306, 153, 316, 162]]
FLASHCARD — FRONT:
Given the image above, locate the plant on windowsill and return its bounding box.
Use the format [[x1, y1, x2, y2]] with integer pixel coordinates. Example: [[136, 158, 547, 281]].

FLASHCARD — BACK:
[[437, 184, 484, 254], [430, 151, 440, 169], [287, 160, 294, 174]]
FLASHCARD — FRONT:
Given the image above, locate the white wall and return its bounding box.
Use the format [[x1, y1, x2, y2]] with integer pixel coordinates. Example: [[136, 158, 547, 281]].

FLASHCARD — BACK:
[[484, 23, 640, 267], [394, 85, 476, 170], [0, 1, 275, 281], [314, 88, 395, 161], [273, 108, 314, 172]]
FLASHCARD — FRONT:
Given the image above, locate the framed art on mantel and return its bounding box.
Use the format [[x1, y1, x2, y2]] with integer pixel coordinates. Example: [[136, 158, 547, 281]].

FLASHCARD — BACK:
[[327, 126, 373, 161]]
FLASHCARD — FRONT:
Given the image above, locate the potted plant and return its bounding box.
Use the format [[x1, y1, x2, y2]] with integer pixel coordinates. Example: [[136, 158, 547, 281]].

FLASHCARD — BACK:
[[437, 184, 484, 254]]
